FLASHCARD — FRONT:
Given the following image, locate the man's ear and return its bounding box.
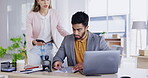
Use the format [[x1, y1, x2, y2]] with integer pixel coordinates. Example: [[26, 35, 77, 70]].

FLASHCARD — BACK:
[[36, 0, 39, 3], [85, 26, 89, 30]]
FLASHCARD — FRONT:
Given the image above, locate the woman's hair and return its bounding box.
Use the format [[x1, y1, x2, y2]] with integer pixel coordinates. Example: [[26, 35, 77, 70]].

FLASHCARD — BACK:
[[32, 0, 52, 12]]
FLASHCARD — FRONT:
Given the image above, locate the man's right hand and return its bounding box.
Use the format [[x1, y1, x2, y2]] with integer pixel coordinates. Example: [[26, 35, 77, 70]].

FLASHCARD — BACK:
[[53, 61, 62, 70]]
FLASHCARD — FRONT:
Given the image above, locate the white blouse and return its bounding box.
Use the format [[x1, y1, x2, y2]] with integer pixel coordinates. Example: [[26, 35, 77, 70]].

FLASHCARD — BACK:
[[37, 10, 52, 43]]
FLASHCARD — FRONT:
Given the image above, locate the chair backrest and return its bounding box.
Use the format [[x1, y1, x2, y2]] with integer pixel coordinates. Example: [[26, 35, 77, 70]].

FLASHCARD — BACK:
[[111, 45, 123, 55]]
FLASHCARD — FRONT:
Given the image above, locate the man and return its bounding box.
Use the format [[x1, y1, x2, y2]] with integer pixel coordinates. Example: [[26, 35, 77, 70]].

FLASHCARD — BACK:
[[53, 12, 110, 71]]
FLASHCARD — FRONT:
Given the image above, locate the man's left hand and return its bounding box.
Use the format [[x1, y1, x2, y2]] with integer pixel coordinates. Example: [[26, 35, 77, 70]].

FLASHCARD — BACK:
[[73, 63, 84, 71]]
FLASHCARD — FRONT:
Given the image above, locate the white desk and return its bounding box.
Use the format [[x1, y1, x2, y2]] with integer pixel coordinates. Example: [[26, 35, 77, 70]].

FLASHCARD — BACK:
[[0, 58, 148, 78], [131, 55, 148, 69]]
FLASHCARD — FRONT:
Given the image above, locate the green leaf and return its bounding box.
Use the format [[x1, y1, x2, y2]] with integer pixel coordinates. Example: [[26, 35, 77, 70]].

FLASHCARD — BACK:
[[11, 43, 20, 49], [12, 53, 24, 63], [10, 37, 22, 43], [101, 32, 106, 34], [7, 46, 13, 51], [0, 46, 7, 58]]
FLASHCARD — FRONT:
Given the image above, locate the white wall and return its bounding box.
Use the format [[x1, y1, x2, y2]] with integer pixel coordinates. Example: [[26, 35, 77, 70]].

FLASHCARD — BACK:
[[0, 0, 8, 48], [0, 0, 33, 48], [56, 0, 69, 32], [130, 0, 147, 55], [55, 0, 86, 33], [68, 0, 86, 17]]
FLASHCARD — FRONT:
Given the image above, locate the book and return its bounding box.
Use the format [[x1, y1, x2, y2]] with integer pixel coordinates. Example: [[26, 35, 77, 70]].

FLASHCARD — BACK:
[[24, 65, 39, 70]]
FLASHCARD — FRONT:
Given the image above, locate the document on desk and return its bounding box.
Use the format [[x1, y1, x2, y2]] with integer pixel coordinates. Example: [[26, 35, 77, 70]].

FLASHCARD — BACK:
[[14, 68, 43, 74], [54, 67, 74, 73]]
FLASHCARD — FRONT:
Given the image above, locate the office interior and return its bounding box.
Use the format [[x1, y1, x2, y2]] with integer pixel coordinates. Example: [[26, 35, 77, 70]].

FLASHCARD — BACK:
[[0, 0, 148, 77]]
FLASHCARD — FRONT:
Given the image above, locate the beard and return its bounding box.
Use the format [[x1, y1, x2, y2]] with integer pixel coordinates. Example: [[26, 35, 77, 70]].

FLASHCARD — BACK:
[[74, 31, 86, 40]]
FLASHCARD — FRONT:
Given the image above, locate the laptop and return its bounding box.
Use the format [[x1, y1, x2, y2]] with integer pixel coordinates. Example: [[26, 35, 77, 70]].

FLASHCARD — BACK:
[[79, 50, 120, 76]]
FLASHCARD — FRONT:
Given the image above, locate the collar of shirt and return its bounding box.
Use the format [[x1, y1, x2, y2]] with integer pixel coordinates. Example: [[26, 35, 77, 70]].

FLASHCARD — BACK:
[[75, 33, 88, 42], [37, 9, 51, 20]]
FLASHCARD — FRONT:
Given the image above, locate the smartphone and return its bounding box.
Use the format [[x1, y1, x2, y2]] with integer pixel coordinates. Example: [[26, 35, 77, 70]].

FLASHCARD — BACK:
[[36, 39, 45, 43]]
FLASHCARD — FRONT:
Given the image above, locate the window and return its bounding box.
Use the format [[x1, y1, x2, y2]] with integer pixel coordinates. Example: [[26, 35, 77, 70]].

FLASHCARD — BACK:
[[87, 0, 129, 55], [89, 15, 126, 38], [87, 0, 148, 55]]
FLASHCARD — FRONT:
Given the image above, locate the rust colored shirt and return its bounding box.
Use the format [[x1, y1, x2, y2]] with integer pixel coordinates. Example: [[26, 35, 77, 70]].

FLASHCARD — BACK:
[[74, 34, 88, 64]]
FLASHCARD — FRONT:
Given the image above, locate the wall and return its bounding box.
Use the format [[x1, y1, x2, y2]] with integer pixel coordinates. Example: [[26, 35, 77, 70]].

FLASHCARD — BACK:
[[0, 0, 33, 48], [130, 0, 147, 55], [69, 0, 86, 33], [0, 0, 8, 48], [56, 0, 86, 33]]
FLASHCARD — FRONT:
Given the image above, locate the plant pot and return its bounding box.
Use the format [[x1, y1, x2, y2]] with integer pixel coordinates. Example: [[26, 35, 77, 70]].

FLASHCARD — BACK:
[[17, 60, 25, 71]]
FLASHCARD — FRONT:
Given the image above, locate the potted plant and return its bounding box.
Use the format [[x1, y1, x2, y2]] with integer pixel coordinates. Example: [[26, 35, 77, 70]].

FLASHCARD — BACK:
[[100, 32, 106, 38], [7, 37, 26, 63], [0, 34, 27, 63]]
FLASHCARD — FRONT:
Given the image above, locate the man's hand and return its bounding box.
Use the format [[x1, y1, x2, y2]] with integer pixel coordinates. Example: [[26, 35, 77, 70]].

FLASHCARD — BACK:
[[73, 63, 84, 71], [53, 61, 62, 70]]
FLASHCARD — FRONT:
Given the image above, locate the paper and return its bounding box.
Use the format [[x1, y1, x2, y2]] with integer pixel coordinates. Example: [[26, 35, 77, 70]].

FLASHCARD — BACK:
[[14, 68, 42, 74], [54, 67, 74, 73]]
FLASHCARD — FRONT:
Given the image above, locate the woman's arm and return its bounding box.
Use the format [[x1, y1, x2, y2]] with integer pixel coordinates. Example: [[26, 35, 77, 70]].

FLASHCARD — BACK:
[[57, 25, 69, 37], [26, 13, 34, 47], [56, 11, 70, 37]]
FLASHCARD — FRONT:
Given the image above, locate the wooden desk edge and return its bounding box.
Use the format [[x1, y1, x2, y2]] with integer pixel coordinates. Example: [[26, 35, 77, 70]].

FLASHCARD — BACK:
[[130, 55, 148, 58], [0, 72, 76, 78]]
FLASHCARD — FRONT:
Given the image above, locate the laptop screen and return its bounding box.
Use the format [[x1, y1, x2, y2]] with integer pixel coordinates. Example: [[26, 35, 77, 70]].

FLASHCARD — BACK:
[[82, 50, 120, 75]]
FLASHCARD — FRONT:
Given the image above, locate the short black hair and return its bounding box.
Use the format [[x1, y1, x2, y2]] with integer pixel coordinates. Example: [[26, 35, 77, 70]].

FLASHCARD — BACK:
[[71, 12, 89, 26]]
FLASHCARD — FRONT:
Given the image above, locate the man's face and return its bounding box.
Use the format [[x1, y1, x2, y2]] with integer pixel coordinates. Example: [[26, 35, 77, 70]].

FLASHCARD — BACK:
[[72, 24, 88, 40]]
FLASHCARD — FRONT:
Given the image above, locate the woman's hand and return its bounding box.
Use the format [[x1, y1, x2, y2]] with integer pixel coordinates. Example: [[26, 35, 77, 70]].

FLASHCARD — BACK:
[[32, 40, 45, 46]]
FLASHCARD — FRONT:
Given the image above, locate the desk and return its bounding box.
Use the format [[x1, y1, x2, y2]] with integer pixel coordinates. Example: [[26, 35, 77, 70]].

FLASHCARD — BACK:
[[0, 58, 148, 78], [131, 55, 148, 69], [105, 38, 123, 48]]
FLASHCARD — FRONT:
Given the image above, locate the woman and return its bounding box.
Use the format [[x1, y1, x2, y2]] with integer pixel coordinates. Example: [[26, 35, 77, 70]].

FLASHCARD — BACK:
[[26, 0, 69, 65]]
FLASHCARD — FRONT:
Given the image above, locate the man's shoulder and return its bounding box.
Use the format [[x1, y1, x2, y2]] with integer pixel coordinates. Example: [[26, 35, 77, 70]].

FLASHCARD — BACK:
[[61, 34, 74, 44], [64, 34, 74, 39], [89, 32, 102, 39]]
